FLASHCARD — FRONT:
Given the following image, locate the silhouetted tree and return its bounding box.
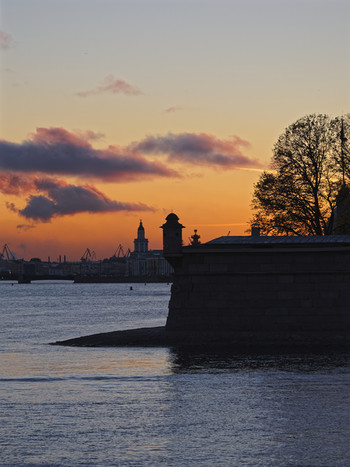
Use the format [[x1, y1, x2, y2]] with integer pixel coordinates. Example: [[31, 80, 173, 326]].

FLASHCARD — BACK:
[[251, 113, 350, 235]]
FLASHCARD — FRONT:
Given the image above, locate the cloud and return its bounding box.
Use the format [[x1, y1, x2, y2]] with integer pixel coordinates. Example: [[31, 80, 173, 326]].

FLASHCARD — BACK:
[[73, 129, 105, 142], [0, 128, 262, 224], [0, 30, 14, 49], [131, 132, 261, 169], [0, 128, 260, 194], [0, 173, 36, 195], [76, 75, 143, 97], [16, 224, 36, 231], [0, 128, 178, 181], [8, 177, 154, 222], [164, 106, 182, 114], [6, 201, 17, 212]]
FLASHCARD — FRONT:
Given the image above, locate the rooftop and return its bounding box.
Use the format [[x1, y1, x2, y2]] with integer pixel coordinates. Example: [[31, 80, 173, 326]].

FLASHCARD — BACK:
[[206, 235, 350, 246]]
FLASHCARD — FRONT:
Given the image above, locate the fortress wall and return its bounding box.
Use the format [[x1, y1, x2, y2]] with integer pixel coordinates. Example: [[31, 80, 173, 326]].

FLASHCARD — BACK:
[[165, 247, 350, 343]]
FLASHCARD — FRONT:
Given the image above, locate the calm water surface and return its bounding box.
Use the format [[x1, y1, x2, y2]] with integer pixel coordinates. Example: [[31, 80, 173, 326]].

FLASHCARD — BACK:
[[0, 281, 349, 466]]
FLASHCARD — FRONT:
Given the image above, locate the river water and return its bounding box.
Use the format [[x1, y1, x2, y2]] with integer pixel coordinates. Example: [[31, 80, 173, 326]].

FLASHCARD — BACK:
[[1, 281, 349, 466]]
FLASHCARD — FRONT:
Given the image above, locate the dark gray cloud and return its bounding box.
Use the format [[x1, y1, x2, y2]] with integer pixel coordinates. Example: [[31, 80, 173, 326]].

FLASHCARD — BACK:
[[131, 132, 261, 169], [76, 75, 143, 97], [0, 128, 259, 184], [15, 178, 154, 222], [1, 128, 261, 224], [0, 127, 178, 181]]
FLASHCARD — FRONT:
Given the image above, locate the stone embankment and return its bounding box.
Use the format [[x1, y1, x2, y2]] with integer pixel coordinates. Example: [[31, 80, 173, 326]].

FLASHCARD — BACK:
[[53, 214, 350, 350]]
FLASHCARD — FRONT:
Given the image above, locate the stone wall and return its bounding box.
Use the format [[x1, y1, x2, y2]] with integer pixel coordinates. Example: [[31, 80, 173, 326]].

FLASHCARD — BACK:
[[165, 246, 350, 344]]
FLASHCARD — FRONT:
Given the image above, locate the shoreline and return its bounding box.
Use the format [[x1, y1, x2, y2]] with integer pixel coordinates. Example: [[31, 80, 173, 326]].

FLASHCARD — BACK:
[[52, 326, 350, 350], [54, 326, 169, 347]]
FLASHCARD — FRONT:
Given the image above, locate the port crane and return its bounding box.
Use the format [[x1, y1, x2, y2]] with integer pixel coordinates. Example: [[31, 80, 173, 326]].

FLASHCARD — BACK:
[[80, 248, 96, 262], [0, 244, 17, 261], [112, 244, 131, 258]]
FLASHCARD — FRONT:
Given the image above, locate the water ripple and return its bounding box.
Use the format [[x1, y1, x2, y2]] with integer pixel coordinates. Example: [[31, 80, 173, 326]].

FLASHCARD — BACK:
[[0, 374, 166, 383]]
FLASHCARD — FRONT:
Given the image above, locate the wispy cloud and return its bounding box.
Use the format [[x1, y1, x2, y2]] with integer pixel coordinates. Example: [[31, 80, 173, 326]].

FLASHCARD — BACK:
[[76, 75, 143, 97], [6, 177, 154, 222], [163, 106, 182, 114], [0, 127, 178, 181], [0, 30, 14, 49], [73, 129, 105, 142], [16, 224, 36, 231], [131, 132, 261, 169]]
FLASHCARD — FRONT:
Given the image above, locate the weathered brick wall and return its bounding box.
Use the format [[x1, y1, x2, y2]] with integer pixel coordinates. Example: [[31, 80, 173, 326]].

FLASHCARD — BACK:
[[166, 247, 350, 343]]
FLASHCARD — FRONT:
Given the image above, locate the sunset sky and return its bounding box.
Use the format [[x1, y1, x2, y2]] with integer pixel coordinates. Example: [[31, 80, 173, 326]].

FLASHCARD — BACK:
[[1, 0, 349, 261]]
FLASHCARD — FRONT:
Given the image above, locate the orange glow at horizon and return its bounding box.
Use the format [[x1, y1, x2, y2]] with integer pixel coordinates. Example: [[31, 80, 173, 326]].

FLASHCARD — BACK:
[[0, 166, 260, 261], [1, 1, 348, 261]]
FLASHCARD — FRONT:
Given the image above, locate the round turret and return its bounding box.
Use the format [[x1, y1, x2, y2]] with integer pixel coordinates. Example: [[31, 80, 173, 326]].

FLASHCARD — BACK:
[[161, 213, 184, 260]]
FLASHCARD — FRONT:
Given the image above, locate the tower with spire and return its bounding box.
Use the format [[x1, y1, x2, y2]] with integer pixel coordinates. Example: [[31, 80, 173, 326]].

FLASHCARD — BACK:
[[128, 219, 173, 278], [133, 220, 149, 256]]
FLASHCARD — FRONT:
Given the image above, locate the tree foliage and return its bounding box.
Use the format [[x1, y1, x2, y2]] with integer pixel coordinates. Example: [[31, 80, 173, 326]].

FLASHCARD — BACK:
[[251, 113, 350, 235]]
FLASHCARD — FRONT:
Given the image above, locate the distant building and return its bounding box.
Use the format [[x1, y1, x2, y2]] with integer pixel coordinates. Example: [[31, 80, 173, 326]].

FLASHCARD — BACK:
[[133, 220, 148, 255], [128, 220, 173, 278]]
